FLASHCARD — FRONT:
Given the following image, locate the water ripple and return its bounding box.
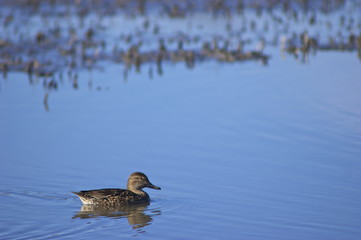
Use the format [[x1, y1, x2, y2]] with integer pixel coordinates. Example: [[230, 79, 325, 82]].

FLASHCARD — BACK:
[[0, 188, 165, 239]]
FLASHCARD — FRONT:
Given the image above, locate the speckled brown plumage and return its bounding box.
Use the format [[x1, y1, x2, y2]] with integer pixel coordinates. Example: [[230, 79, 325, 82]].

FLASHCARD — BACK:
[[72, 188, 149, 205], [72, 172, 161, 205]]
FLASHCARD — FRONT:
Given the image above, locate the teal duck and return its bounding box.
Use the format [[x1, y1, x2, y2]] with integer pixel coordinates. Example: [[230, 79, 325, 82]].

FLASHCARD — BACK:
[[72, 172, 161, 205]]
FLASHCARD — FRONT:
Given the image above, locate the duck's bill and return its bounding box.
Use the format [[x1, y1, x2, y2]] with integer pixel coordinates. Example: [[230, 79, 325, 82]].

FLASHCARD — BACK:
[[147, 183, 161, 190]]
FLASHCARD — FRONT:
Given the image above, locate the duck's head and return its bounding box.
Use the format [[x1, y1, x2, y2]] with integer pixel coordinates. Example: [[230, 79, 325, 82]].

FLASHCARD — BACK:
[[127, 172, 161, 191]]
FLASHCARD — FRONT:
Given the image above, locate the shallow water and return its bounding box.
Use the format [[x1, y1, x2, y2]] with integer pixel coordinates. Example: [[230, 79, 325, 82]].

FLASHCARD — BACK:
[[1, 1, 361, 239], [1, 49, 361, 239]]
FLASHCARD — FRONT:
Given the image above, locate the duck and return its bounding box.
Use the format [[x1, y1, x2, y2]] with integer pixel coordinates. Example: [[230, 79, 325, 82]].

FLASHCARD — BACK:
[[72, 172, 161, 205]]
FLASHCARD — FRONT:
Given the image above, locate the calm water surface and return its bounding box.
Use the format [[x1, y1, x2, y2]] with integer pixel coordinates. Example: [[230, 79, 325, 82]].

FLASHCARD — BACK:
[[1, 50, 361, 238]]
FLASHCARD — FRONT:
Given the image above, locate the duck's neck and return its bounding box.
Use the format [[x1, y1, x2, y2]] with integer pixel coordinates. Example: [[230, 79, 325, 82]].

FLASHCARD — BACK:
[[128, 188, 147, 195]]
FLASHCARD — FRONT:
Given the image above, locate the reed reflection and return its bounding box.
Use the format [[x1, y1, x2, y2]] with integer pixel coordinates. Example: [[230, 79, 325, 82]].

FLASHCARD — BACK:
[[1, 0, 360, 112], [2, 0, 359, 80]]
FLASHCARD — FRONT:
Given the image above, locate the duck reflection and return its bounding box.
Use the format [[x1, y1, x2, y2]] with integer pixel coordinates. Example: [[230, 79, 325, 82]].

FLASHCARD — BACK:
[[72, 202, 161, 230]]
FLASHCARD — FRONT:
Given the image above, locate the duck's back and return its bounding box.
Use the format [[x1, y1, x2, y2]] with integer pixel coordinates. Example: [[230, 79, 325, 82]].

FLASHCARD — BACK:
[[72, 188, 149, 205]]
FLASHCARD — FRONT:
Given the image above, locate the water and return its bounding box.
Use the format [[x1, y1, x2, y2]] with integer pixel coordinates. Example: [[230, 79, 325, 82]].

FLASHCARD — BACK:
[[1, 1, 361, 239], [1, 49, 360, 239]]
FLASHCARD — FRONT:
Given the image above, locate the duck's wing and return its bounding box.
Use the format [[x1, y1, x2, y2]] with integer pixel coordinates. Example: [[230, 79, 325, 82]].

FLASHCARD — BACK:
[[72, 189, 148, 205], [72, 188, 126, 199]]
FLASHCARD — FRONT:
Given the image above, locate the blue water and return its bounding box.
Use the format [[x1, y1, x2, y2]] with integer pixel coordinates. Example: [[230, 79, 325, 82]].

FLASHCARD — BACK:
[[1, 48, 361, 239], [1, 0, 361, 238]]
